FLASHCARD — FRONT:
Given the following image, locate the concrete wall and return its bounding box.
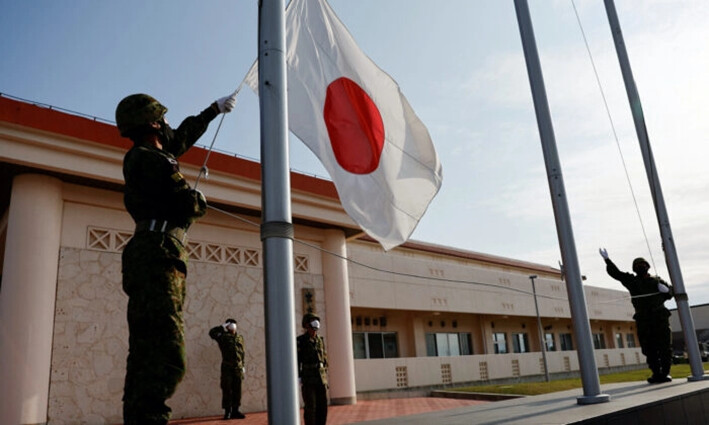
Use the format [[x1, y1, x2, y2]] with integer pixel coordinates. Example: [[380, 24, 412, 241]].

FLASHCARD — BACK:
[[354, 347, 644, 393], [46, 184, 327, 423]]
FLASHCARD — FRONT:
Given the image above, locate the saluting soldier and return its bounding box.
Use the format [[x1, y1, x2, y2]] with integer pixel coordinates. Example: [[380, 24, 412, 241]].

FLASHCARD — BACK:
[[116, 92, 236, 425], [297, 312, 329, 425], [209, 318, 247, 420], [600, 248, 674, 383]]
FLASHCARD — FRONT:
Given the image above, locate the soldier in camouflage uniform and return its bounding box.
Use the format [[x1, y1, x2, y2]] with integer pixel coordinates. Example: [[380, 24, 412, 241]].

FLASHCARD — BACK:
[[209, 318, 246, 420], [116, 92, 236, 425], [600, 248, 674, 384], [297, 313, 329, 425]]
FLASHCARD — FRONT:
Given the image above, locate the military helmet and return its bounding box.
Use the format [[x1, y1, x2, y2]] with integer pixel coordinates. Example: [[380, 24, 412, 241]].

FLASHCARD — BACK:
[[632, 257, 649, 268], [115, 93, 167, 136], [302, 312, 320, 327]]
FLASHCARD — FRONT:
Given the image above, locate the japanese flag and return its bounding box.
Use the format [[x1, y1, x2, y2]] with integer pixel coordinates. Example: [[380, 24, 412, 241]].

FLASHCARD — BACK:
[[246, 0, 442, 250]]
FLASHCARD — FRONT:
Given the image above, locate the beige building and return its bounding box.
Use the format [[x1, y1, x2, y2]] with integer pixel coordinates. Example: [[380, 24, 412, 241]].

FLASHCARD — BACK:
[[0, 96, 640, 424]]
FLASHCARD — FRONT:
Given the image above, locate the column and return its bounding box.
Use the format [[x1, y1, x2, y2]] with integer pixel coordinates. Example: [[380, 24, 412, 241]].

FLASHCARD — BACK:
[[0, 174, 63, 425], [322, 229, 357, 405]]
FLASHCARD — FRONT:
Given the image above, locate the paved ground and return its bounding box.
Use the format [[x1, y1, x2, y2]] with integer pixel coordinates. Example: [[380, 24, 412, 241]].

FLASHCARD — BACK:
[[168, 377, 709, 424], [169, 397, 488, 425]]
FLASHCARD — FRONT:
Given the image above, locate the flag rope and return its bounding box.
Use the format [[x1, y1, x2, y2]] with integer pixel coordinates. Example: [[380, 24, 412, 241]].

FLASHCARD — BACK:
[[194, 80, 247, 191], [571, 0, 657, 272]]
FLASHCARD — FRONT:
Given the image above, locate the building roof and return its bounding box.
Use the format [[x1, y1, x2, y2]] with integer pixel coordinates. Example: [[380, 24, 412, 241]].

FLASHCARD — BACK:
[[0, 94, 561, 277]]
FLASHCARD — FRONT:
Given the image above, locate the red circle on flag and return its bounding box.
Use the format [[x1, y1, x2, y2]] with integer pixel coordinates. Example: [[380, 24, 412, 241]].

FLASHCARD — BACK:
[[323, 77, 384, 174]]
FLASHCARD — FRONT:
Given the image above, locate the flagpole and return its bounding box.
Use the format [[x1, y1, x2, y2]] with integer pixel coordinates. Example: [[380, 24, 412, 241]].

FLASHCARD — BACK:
[[258, 0, 301, 423], [603, 0, 707, 381], [514, 0, 610, 405]]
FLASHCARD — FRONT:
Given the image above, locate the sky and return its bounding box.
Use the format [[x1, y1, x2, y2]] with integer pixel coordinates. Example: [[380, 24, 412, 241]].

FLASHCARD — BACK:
[[2, 0, 708, 308]]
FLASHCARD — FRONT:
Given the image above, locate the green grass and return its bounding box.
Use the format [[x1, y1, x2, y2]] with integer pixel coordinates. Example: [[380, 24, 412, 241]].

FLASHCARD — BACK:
[[453, 363, 706, 396]]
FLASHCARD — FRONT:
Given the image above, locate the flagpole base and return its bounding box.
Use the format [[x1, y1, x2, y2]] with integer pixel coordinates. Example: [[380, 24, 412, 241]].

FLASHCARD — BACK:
[[577, 393, 611, 405]]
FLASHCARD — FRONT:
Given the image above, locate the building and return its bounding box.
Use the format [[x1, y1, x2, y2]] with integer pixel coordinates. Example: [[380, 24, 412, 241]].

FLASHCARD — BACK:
[[0, 96, 641, 424], [670, 303, 709, 356]]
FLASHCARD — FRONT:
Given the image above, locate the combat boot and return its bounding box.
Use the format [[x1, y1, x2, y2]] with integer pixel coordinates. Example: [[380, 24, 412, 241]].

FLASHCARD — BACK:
[[223, 408, 231, 420]]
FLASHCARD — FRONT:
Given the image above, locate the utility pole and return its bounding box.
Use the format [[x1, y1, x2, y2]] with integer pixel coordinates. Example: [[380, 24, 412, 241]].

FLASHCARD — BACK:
[[530, 275, 550, 382]]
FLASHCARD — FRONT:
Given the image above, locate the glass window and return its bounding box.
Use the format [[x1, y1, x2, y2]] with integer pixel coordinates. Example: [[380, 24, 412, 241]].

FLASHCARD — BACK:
[[368, 333, 384, 358], [493, 332, 507, 354], [559, 333, 574, 351], [615, 333, 624, 349], [426, 332, 473, 357], [459, 333, 472, 355], [544, 333, 556, 352], [426, 333, 437, 356], [592, 333, 606, 349], [626, 333, 636, 348], [352, 332, 399, 359], [352, 333, 366, 359], [512, 333, 529, 353], [383, 333, 398, 358]]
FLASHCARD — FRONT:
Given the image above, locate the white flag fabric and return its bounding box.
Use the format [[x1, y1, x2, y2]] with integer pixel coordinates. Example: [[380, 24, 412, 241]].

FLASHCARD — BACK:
[[246, 0, 442, 250]]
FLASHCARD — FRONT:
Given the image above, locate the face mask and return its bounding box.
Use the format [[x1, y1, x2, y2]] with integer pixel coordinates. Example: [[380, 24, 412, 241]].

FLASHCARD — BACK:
[[158, 119, 174, 145], [310, 320, 320, 330]]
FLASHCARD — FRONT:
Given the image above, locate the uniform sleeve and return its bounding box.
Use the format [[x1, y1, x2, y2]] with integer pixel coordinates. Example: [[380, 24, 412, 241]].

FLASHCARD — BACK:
[[605, 259, 634, 290], [166, 104, 219, 158], [209, 326, 224, 340]]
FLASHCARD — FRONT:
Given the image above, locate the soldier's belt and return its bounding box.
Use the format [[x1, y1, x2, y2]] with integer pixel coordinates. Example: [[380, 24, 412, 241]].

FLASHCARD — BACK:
[[135, 219, 187, 245]]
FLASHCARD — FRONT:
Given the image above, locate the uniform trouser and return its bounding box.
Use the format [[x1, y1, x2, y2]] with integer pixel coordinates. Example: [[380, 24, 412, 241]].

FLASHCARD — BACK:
[[221, 366, 243, 411], [636, 315, 672, 376], [122, 249, 187, 425], [302, 382, 328, 425]]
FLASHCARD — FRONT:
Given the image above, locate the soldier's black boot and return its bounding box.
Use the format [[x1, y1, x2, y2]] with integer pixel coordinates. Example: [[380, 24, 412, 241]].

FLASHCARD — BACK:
[[223, 408, 231, 420], [232, 409, 246, 419]]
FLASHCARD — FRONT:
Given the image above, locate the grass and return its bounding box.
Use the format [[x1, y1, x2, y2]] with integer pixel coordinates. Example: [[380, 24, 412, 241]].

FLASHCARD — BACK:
[[453, 363, 706, 396]]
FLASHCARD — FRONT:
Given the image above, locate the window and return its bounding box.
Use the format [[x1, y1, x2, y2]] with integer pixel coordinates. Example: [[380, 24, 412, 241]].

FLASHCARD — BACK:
[[512, 333, 529, 353], [426, 333, 473, 356], [352, 332, 398, 359], [493, 332, 507, 354], [592, 333, 606, 349], [615, 333, 624, 349], [544, 332, 556, 352], [559, 333, 574, 351], [626, 333, 636, 348]]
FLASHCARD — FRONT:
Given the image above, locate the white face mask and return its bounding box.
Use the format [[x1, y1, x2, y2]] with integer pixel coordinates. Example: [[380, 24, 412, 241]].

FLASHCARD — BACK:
[[226, 323, 237, 334], [310, 319, 320, 330]]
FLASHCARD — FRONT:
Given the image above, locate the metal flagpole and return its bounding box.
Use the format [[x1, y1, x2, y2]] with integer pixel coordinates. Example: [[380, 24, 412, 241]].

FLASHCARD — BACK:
[[603, 0, 707, 381], [258, 0, 301, 423], [514, 0, 610, 404]]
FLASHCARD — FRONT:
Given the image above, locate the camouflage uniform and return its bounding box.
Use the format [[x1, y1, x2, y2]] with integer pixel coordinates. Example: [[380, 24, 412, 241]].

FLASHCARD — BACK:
[[604, 258, 674, 379], [297, 317, 328, 425], [209, 324, 246, 417], [121, 102, 218, 425]]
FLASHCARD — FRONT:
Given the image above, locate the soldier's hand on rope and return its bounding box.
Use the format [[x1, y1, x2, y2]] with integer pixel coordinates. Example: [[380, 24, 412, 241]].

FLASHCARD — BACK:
[[216, 91, 238, 113], [657, 283, 670, 294], [599, 248, 609, 260]]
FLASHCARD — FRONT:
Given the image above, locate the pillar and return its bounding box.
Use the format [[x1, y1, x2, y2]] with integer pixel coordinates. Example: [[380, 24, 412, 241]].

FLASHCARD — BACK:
[[322, 229, 356, 405], [0, 174, 63, 425]]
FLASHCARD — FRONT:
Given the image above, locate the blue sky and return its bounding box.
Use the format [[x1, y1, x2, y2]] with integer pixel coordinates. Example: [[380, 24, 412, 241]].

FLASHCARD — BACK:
[[2, 0, 709, 307]]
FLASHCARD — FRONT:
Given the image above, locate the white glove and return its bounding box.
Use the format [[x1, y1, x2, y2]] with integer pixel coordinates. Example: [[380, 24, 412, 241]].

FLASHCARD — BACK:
[[599, 248, 609, 260], [216, 91, 238, 113], [242, 367, 246, 375], [657, 283, 670, 293]]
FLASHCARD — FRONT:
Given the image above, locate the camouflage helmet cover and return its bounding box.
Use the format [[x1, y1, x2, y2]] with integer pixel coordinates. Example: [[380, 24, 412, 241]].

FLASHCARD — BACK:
[[115, 93, 167, 136], [632, 257, 649, 269], [302, 312, 320, 327]]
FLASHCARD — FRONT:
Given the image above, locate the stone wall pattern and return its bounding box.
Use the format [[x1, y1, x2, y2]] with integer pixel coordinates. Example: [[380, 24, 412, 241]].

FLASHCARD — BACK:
[[49, 246, 324, 424]]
